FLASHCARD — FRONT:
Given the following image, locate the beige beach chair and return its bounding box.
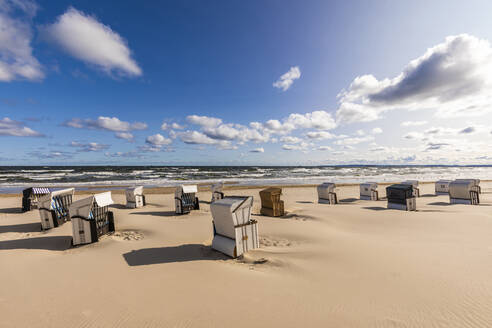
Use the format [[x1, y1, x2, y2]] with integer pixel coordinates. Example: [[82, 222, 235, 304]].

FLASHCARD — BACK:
[[175, 185, 200, 214], [211, 182, 224, 203], [386, 184, 416, 211], [435, 180, 452, 195], [454, 179, 481, 194], [449, 180, 479, 205], [69, 192, 115, 245], [211, 196, 258, 258], [360, 182, 378, 200], [38, 188, 75, 230], [126, 186, 145, 208], [259, 187, 285, 216], [317, 182, 338, 204]]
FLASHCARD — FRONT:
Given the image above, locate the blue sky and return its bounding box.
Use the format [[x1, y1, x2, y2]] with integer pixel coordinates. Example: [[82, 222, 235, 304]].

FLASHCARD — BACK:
[[2, 0, 492, 165]]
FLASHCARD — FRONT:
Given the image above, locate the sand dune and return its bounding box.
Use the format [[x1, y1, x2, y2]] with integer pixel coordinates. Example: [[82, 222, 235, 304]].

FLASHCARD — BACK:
[[1, 183, 492, 327]]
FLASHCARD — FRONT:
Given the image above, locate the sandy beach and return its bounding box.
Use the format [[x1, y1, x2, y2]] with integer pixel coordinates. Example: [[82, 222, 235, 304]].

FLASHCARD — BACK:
[[2, 182, 492, 327]]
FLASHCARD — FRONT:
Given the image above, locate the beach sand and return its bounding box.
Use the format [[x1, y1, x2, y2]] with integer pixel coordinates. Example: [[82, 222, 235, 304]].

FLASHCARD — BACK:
[[1, 183, 492, 327]]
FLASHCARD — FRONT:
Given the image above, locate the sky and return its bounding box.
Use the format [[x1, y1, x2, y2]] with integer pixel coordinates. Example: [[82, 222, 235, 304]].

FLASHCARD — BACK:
[[2, 0, 492, 165]]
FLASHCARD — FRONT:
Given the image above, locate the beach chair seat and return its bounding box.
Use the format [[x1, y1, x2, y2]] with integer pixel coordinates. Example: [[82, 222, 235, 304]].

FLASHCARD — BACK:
[[449, 180, 479, 205], [211, 182, 225, 203], [21, 187, 50, 212], [360, 182, 378, 200], [386, 184, 416, 211], [175, 185, 200, 214], [38, 188, 74, 230], [317, 182, 338, 204], [126, 186, 145, 208], [211, 196, 258, 258], [259, 187, 285, 217], [69, 192, 115, 245]]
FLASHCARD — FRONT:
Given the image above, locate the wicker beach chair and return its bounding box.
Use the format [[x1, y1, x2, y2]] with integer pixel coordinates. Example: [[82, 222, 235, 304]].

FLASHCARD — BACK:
[[211, 182, 224, 203], [175, 185, 200, 214], [38, 188, 74, 230], [126, 186, 146, 208], [317, 182, 338, 204], [386, 184, 416, 211], [401, 180, 420, 197], [449, 180, 479, 205], [21, 187, 50, 212], [69, 192, 115, 245], [360, 182, 378, 200], [211, 196, 258, 258], [435, 180, 452, 195], [259, 187, 285, 217]]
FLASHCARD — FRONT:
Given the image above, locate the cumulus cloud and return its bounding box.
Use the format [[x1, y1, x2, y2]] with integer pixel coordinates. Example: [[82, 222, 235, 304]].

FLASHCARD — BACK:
[[371, 127, 383, 134], [145, 133, 172, 146], [334, 136, 374, 146], [70, 141, 109, 152], [42, 7, 142, 77], [306, 131, 336, 140], [250, 147, 264, 153], [161, 122, 184, 130], [282, 142, 312, 151], [280, 136, 302, 144], [27, 150, 72, 160], [336, 34, 492, 123], [186, 115, 222, 127], [0, 117, 43, 136], [115, 132, 134, 141], [318, 146, 333, 151], [273, 66, 301, 91], [459, 126, 476, 134], [0, 0, 44, 81], [63, 116, 147, 132]]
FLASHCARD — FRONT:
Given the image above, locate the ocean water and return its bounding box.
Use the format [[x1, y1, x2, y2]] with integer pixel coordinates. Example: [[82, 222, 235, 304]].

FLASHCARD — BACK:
[[0, 165, 491, 193]]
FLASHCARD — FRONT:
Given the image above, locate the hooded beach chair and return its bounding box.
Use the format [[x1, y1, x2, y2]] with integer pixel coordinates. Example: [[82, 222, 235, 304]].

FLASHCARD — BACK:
[[211, 196, 258, 258], [386, 184, 416, 211], [175, 185, 200, 214], [126, 186, 146, 208], [360, 182, 378, 200], [435, 180, 452, 195], [401, 180, 420, 197], [38, 188, 74, 230], [449, 180, 479, 205], [69, 192, 115, 245], [259, 187, 285, 216], [211, 182, 224, 203], [21, 187, 50, 212], [454, 179, 481, 194], [317, 182, 338, 204]]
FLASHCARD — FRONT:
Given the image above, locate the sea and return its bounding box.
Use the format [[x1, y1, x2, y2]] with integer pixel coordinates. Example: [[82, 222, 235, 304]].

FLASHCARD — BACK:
[[0, 165, 491, 193]]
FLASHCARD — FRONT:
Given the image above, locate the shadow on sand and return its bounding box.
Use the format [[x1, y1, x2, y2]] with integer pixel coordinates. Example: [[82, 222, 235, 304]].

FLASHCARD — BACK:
[[362, 206, 388, 211], [296, 201, 314, 204], [0, 236, 72, 251], [428, 202, 452, 206], [0, 207, 22, 214], [130, 211, 178, 217], [339, 198, 359, 203], [0, 222, 41, 233], [110, 204, 128, 209], [123, 244, 227, 266]]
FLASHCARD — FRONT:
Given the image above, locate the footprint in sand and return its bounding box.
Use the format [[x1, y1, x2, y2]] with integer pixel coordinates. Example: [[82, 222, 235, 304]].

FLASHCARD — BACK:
[[260, 236, 295, 247], [111, 230, 144, 241]]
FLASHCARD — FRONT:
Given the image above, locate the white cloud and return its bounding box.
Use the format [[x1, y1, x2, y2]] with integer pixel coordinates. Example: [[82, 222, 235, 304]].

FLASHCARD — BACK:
[[0, 0, 44, 81], [282, 142, 312, 151], [280, 136, 302, 144], [186, 115, 222, 127], [63, 116, 147, 132], [371, 127, 383, 134], [161, 122, 184, 130], [0, 117, 43, 136], [318, 145, 333, 151], [401, 120, 428, 127], [306, 131, 336, 140], [178, 130, 219, 145], [145, 133, 172, 146], [273, 66, 301, 91], [250, 147, 264, 153], [336, 34, 492, 123], [43, 7, 142, 77], [334, 136, 374, 146], [115, 132, 134, 141], [70, 141, 109, 152]]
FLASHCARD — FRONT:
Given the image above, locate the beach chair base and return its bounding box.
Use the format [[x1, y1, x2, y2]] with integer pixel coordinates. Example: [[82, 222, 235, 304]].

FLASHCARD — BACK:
[[39, 208, 68, 230], [387, 198, 416, 211], [450, 197, 479, 205], [260, 201, 284, 217], [71, 211, 115, 246], [318, 193, 338, 205], [212, 220, 259, 258], [126, 195, 145, 208]]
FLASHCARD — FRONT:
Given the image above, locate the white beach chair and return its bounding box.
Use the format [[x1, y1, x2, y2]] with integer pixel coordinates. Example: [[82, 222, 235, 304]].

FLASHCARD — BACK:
[[22, 187, 50, 212], [449, 180, 479, 205], [211, 182, 224, 203], [360, 182, 378, 200], [401, 180, 420, 197], [175, 185, 199, 214], [211, 196, 258, 258], [38, 188, 75, 230], [435, 180, 452, 195], [317, 182, 338, 204], [126, 186, 145, 208], [454, 179, 481, 194], [386, 184, 416, 211], [69, 192, 115, 245]]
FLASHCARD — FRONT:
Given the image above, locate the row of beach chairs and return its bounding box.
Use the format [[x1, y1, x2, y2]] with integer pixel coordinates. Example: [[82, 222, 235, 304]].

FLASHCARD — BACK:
[[19, 178, 482, 258]]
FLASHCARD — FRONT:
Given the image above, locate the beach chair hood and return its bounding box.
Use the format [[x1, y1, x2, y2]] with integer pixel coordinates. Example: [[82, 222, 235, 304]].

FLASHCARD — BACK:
[[211, 196, 253, 239], [39, 188, 75, 210]]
